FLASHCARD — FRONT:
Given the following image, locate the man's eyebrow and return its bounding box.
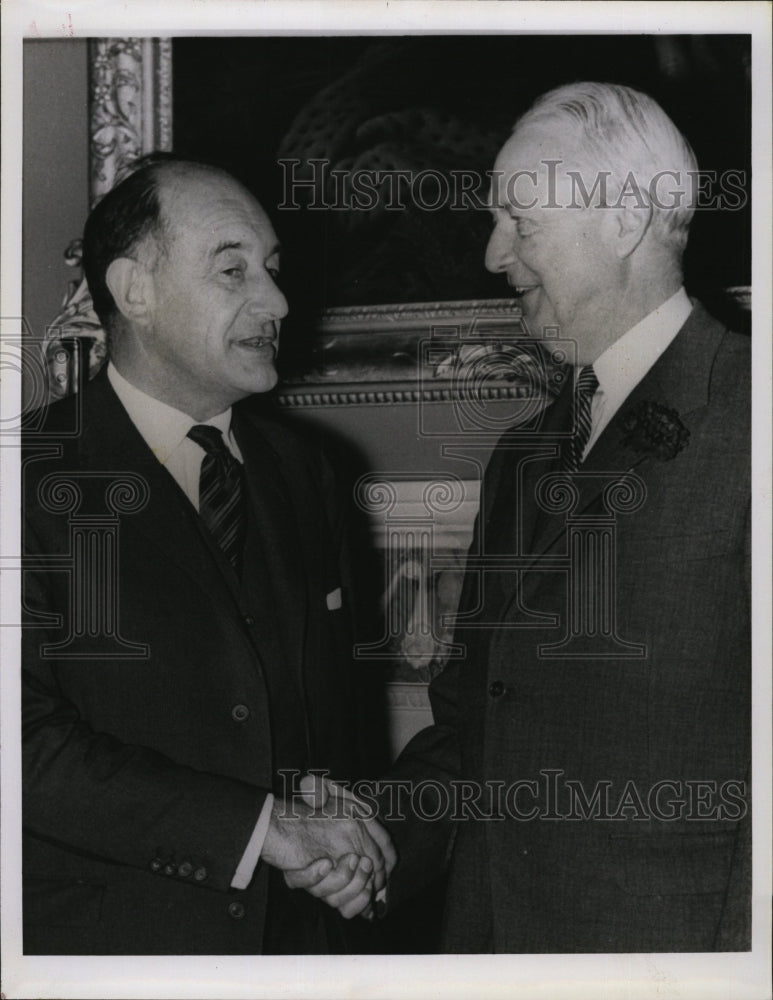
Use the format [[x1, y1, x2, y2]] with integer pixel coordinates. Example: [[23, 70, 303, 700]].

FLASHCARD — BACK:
[[210, 240, 282, 258], [211, 240, 244, 258]]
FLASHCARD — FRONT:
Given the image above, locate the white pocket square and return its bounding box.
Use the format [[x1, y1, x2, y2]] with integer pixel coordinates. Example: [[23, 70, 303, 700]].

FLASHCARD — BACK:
[[326, 587, 342, 611]]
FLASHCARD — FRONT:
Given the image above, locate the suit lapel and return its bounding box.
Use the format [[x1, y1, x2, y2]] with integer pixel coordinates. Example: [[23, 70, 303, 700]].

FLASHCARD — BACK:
[[80, 376, 311, 691], [515, 373, 573, 556], [475, 377, 570, 626], [527, 302, 726, 563], [76, 372, 247, 619], [232, 409, 307, 691]]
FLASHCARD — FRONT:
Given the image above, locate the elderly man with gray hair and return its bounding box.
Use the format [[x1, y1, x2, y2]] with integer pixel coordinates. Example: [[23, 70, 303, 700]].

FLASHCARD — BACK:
[[290, 80, 750, 954]]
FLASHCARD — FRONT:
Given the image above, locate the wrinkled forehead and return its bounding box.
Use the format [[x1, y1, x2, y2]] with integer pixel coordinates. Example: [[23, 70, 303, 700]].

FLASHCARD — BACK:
[[489, 123, 593, 210], [157, 167, 275, 248]]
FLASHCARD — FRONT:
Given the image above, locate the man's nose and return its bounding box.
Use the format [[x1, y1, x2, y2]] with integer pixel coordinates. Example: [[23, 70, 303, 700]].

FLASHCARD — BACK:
[[247, 275, 289, 321], [484, 223, 514, 274]]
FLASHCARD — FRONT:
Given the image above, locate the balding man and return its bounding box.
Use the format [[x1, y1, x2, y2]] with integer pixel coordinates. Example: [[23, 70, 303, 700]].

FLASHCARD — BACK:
[[22, 157, 393, 955], [294, 82, 751, 953]]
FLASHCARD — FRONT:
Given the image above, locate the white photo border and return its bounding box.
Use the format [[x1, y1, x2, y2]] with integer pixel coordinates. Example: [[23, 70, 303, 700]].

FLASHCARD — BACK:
[[1, 3, 770, 998]]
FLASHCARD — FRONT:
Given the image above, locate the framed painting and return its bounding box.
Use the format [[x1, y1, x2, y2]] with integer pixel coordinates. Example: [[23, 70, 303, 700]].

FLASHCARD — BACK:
[[42, 34, 751, 405]]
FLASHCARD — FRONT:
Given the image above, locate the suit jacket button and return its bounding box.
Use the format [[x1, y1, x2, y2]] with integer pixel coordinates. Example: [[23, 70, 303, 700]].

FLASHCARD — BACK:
[[488, 680, 505, 698], [163, 862, 177, 876], [231, 704, 250, 722], [243, 615, 256, 627], [178, 862, 193, 878], [228, 901, 246, 920], [193, 866, 208, 882], [149, 857, 163, 872]]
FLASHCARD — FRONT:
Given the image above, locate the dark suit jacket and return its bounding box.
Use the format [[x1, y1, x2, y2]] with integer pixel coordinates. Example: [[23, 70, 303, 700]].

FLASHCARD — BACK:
[[22, 371, 360, 954], [384, 303, 751, 952]]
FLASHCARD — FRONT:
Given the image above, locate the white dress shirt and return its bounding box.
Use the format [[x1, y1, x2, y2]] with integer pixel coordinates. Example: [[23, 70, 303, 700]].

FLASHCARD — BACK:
[[583, 286, 693, 459], [107, 363, 243, 504], [107, 362, 272, 890]]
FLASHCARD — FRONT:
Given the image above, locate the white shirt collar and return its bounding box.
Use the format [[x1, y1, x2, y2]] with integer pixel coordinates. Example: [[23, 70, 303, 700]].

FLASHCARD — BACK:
[[582, 287, 693, 457], [591, 286, 693, 409], [107, 362, 234, 465]]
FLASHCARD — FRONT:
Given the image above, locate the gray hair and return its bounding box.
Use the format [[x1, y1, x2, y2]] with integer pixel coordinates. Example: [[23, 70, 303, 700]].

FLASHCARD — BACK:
[[516, 82, 698, 250]]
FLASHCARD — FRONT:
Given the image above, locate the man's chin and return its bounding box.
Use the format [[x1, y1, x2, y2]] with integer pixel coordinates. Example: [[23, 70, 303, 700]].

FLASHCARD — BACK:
[[227, 363, 279, 401], [249, 366, 279, 396]]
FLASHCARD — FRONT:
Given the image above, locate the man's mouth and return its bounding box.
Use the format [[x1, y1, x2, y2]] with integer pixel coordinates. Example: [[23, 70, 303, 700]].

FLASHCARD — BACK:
[[237, 335, 276, 351], [511, 284, 539, 299]]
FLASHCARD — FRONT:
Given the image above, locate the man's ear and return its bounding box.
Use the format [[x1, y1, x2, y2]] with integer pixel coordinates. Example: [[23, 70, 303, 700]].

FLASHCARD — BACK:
[[105, 257, 155, 326], [610, 200, 652, 259]]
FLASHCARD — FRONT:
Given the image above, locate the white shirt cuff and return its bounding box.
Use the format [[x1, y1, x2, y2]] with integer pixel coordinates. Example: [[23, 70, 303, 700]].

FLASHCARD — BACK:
[[230, 792, 274, 890]]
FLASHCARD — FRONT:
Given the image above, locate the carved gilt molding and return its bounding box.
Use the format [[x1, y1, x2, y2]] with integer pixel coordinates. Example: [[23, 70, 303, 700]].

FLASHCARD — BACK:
[[275, 297, 560, 408], [311, 298, 525, 334], [89, 37, 173, 206], [356, 476, 480, 551], [43, 39, 172, 399], [275, 384, 534, 407]]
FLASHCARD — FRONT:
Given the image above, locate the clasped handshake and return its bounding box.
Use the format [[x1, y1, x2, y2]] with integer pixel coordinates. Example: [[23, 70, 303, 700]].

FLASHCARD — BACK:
[[262, 774, 396, 920]]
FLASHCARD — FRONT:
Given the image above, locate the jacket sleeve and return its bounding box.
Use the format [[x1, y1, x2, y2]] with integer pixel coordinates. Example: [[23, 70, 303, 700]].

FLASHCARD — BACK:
[[22, 520, 270, 894], [376, 655, 462, 909]]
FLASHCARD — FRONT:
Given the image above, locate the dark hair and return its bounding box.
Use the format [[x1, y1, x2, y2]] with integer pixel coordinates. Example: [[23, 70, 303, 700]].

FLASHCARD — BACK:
[[82, 152, 187, 336]]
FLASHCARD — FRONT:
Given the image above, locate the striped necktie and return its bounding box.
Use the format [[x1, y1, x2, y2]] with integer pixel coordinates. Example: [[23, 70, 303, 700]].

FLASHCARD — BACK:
[[562, 365, 599, 472], [187, 424, 245, 574]]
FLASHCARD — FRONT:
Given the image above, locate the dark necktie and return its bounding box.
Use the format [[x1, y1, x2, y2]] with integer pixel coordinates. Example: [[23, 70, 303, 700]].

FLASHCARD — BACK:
[[187, 424, 245, 574], [562, 365, 599, 472]]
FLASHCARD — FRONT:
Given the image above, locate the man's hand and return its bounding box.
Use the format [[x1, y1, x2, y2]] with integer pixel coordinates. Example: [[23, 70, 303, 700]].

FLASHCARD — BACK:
[[271, 774, 395, 919], [284, 852, 378, 920], [261, 775, 396, 900]]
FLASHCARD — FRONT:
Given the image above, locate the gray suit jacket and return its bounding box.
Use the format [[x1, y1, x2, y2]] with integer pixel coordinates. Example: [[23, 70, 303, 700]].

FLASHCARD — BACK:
[[384, 303, 751, 952]]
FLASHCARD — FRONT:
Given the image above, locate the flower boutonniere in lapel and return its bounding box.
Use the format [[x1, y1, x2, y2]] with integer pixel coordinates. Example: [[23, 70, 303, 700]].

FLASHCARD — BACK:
[[621, 400, 690, 461]]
